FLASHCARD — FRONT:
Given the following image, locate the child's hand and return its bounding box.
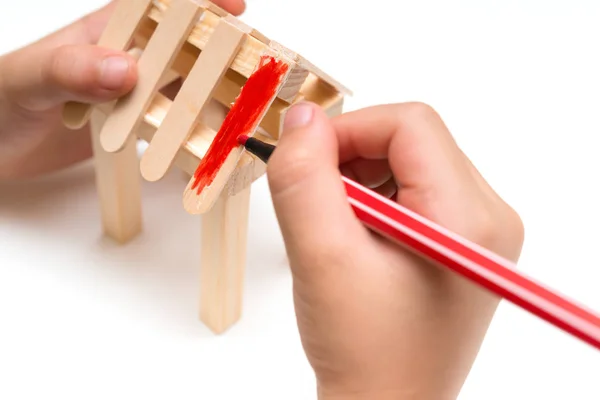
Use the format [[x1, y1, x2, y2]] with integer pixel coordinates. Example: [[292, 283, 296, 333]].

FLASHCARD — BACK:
[[0, 0, 244, 179], [267, 102, 525, 399]]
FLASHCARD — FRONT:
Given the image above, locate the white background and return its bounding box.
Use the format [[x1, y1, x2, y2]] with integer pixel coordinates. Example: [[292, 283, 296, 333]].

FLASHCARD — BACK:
[[1, 0, 600, 398]]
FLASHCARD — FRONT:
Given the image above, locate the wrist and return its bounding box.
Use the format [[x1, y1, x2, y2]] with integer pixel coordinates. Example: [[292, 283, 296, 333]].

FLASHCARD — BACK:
[[318, 385, 409, 400], [318, 391, 406, 400], [0, 55, 7, 109]]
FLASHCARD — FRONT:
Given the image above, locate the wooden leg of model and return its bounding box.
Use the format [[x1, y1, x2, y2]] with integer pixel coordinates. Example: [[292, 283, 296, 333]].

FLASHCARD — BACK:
[[90, 109, 142, 244], [199, 186, 251, 334]]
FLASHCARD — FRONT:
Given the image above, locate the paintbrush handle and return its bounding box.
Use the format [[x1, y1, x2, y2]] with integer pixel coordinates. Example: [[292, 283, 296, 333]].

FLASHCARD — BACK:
[[343, 176, 600, 351]]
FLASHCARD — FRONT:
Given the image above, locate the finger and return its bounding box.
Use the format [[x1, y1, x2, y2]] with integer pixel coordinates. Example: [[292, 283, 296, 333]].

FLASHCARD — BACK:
[[267, 102, 368, 269], [2, 44, 137, 111], [2, 125, 92, 179], [339, 158, 392, 189], [213, 0, 246, 15], [371, 177, 398, 199], [332, 102, 471, 192]]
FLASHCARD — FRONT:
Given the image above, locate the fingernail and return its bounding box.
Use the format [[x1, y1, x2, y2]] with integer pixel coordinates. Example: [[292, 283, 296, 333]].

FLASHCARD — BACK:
[[98, 56, 130, 90], [283, 103, 314, 131]]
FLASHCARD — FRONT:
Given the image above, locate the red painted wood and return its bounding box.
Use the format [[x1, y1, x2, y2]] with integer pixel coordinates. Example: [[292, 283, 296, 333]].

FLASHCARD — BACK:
[[342, 176, 600, 351], [191, 56, 289, 194]]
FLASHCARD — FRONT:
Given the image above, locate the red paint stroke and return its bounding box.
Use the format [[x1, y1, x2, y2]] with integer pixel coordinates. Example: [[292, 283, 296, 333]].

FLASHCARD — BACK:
[[191, 55, 289, 194]]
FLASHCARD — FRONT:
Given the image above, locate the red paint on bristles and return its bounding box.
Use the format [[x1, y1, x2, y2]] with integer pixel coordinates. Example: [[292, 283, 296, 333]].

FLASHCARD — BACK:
[[191, 56, 288, 194], [237, 134, 249, 146]]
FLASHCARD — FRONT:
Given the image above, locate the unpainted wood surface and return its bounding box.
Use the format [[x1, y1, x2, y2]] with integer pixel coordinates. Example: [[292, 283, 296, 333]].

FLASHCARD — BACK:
[[90, 109, 142, 244], [199, 185, 251, 334]]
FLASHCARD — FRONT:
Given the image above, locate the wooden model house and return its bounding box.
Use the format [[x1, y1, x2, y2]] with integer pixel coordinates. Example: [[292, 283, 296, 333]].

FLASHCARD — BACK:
[[62, 0, 351, 333]]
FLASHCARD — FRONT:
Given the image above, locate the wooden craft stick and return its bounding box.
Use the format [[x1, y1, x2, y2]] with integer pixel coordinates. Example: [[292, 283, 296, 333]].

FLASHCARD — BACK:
[[182, 55, 292, 215], [297, 55, 353, 97], [223, 14, 270, 44], [140, 19, 246, 182], [90, 109, 142, 244], [183, 148, 243, 214], [62, 0, 154, 130], [99, 0, 203, 153], [64, 47, 150, 130], [199, 185, 251, 334], [146, 3, 307, 103]]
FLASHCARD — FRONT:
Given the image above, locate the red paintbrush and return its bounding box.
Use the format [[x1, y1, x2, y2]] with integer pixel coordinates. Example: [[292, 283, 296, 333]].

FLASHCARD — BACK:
[[238, 134, 600, 351]]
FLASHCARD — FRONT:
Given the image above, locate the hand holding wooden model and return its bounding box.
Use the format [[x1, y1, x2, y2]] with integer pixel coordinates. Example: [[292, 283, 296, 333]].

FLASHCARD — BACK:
[[0, 2, 525, 399], [0, 0, 244, 178]]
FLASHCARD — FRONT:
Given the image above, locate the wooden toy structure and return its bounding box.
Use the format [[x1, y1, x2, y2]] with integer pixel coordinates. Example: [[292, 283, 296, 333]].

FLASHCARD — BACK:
[[61, 0, 351, 333]]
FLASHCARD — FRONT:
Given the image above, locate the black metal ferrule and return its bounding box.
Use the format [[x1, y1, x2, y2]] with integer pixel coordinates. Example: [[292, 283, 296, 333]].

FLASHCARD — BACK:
[[243, 137, 275, 164]]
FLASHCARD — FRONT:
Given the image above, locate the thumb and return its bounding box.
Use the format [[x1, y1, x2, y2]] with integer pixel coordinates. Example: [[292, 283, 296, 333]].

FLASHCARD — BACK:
[[2, 43, 137, 111], [267, 102, 367, 268]]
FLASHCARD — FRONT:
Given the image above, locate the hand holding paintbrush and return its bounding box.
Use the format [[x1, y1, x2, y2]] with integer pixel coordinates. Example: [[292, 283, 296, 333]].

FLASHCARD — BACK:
[[238, 101, 598, 398], [239, 129, 600, 352]]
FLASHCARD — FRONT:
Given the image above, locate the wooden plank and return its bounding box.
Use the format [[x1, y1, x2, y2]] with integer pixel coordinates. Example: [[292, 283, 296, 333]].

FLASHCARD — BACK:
[[147, 1, 352, 102], [100, 0, 203, 153], [269, 40, 353, 97], [147, 2, 306, 102], [223, 14, 270, 44], [90, 109, 142, 244], [210, 70, 287, 139], [130, 32, 341, 137], [199, 185, 251, 334], [297, 55, 353, 97], [97, 91, 218, 160], [62, 0, 154, 129], [95, 71, 342, 163], [140, 19, 246, 182]]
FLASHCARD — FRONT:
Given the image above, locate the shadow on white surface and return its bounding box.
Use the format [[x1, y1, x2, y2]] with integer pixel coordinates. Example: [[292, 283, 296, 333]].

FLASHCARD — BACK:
[[0, 160, 289, 339]]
